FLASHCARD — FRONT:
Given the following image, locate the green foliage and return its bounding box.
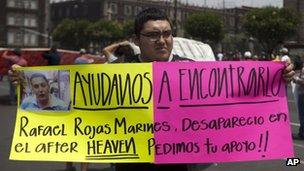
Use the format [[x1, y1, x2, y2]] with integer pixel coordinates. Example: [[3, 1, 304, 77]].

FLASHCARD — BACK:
[[52, 19, 91, 50], [243, 7, 301, 56], [87, 20, 123, 42], [222, 33, 247, 52], [185, 12, 224, 43], [52, 19, 125, 50], [122, 20, 134, 39]]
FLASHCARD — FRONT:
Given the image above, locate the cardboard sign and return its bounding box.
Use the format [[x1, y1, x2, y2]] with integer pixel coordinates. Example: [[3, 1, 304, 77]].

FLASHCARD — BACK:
[[10, 62, 293, 163]]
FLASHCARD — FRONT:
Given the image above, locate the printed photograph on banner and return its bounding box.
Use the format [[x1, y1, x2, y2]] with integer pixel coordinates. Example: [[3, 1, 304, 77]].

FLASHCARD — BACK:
[[19, 70, 70, 111]]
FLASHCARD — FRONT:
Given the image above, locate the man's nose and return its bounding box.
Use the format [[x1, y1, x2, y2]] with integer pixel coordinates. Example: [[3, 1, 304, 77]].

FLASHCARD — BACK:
[[38, 86, 43, 92], [157, 35, 166, 44]]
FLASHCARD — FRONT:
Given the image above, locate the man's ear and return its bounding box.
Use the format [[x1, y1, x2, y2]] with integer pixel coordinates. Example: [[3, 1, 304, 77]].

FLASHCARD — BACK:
[[132, 34, 140, 46]]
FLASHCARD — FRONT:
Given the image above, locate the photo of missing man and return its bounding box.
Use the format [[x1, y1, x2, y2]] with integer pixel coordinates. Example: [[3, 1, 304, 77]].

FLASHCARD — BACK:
[[20, 70, 70, 111]]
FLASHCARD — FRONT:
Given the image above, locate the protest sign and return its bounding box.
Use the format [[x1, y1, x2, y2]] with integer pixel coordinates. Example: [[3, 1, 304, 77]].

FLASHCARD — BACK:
[[10, 61, 293, 163], [153, 61, 293, 163], [10, 63, 154, 162]]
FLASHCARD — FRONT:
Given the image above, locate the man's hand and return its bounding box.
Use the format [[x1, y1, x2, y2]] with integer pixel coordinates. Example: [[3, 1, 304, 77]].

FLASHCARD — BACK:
[[283, 58, 295, 83], [8, 64, 23, 86]]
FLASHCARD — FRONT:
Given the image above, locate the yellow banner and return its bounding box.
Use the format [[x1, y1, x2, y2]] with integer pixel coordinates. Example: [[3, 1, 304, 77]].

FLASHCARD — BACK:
[[10, 64, 154, 163]]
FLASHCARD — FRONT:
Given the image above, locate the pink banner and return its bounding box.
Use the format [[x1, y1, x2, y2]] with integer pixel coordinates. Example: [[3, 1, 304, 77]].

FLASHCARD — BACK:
[[152, 61, 293, 163]]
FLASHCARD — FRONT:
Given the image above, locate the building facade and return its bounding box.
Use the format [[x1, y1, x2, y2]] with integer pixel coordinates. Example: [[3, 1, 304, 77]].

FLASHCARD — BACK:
[[51, 0, 251, 37], [51, 0, 106, 30], [0, 0, 50, 48]]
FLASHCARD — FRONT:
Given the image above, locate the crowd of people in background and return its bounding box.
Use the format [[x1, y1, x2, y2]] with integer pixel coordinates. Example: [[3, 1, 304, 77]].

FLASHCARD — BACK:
[[215, 48, 290, 62]]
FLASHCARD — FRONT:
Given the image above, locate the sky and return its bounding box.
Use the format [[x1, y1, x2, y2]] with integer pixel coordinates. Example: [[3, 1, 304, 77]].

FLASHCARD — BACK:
[[186, 0, 283, 8], [51, 0, 283, 8]]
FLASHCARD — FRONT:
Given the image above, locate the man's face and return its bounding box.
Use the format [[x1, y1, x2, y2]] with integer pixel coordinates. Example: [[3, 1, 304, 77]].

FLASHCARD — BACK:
[[135, 20, 173, 62], [31, 77, 50, 103]]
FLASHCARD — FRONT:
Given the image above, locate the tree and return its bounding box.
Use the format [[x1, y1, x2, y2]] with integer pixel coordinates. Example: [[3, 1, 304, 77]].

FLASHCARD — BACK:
[[243, 7, 301, 58], [185, 12, 224, 43], [87, 20, 123, 46], [52, 19, 91, 50], [122, 20, 134, 39]]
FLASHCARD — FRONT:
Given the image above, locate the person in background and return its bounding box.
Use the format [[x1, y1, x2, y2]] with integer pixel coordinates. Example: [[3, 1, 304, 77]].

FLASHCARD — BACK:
[[74, 49, 94, 64], [43, 46, 61, 65], [280, 47, 290, 62], [292, 56, 304, 140], [71, 47, 94, 171], [259, 52, 267, 61], [244, 51, 252, 61], [217, 53, 223, 61], [234, 50, 242, 60], [1, 48, 27, 105], [252, 55, 259, 61], [102, 41, 136, 63]]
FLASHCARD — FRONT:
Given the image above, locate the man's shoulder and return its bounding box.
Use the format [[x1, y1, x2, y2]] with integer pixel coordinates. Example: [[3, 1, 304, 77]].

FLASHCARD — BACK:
[[51, 95, 69, 110], [21, 96, 37, 109]]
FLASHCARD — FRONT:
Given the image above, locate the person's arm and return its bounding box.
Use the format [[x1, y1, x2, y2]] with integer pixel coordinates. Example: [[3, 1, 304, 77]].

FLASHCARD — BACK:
[[102, 41, 129, 62], [2, 50, 21, 64], [2, 50, 12, 60], [293, 76, 304, 85], [8, 64, 26, 86], [102, 43, 119, 58], [293, 68, 304, 85]]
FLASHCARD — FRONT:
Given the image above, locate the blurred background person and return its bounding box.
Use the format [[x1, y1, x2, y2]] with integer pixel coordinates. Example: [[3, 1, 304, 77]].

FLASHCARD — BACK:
[[43, 46, 61, 65], [280, 47, 290, 62], [217, 52, 223, 61], [102, 41, 136, 63], [292, 55, 304, 140], [252, 55, 259, 61], [244, 51, 252, 61], [72, 47, 95, 171], [1, 48, 27, 105], [260, 52, 267, 61], [74, 49, 94, 64]]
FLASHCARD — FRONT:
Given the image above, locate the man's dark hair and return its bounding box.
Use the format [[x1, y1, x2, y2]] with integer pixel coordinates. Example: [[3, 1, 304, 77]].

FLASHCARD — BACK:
[[30, 73, 49, 85], [13, 48, 21, 56], [134, 7, 172, 37], [50, 45, 57, 53], [114, 45, 135, 58]]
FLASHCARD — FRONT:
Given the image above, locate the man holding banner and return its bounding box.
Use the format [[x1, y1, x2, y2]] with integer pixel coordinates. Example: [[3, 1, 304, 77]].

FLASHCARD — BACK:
[[113, 7, 295, 171]]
